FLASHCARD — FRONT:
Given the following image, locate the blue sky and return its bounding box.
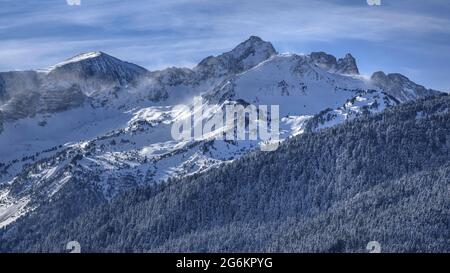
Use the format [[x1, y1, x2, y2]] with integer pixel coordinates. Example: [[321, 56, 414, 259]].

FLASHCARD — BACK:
[[0, 0, 449, 91]]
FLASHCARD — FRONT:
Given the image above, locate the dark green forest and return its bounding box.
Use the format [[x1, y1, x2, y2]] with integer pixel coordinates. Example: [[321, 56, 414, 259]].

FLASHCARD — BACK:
[[1, 94, 449, 252]]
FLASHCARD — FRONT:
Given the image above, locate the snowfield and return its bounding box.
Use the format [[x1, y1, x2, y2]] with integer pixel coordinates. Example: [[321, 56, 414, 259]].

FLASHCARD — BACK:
[[0, 36, 439, 227]]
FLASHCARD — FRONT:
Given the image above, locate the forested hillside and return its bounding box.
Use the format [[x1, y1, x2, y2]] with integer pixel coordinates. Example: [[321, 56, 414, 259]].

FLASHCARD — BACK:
[[1, 94, 449, 253]]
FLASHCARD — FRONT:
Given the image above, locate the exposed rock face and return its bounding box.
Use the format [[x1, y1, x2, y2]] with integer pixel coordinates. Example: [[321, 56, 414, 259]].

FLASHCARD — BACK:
[[46, 52, 148, 86], [0, 52, 147, 121], [310, 52, 359, 75], [371, 71, 438, 102], [43, 52, 148, 97], [310, 52, 338, 71], [149, 67, 196, 87], [194, 36, 277, 79], [38, 84, 86, 113], [0, 36, 444, 230], [0, 88, 86, 121], [337, 53, 359, 75], [140, 36, 277, 102]]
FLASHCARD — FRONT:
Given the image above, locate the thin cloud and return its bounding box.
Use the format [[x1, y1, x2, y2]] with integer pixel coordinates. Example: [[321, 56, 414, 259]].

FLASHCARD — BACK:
[[67, 0, 81, 6]]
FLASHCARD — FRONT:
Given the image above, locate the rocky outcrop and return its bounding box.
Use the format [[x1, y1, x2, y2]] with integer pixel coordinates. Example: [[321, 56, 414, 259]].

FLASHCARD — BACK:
[[310, 51, 338, 72], [46, 52, 148, 87], [337, 53, 359, 75], [371, 71, 439, 102], [194, 36, 277, 79], [310, 52, 359, 75]]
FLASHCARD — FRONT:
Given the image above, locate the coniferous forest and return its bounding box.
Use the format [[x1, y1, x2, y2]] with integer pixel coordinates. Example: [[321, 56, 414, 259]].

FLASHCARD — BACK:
[[1, 94, 449, 253]]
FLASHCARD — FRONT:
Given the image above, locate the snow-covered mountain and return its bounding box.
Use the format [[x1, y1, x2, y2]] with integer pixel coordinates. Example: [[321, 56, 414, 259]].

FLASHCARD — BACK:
[[0, 36, 440, 227], [0, 52, 147, 124], [371, 71, 438, 102], [310, 51, 359, 75]]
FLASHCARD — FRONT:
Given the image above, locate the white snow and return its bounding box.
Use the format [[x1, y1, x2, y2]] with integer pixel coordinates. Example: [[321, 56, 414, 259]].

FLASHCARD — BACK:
[[46, 52, 102, 71], [0, 49, 405, 227], [0, 191, 31, 228]]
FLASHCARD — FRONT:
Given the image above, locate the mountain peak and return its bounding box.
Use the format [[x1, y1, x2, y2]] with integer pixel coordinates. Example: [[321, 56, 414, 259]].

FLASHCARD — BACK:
[[194, 36, 276, 78], [371, 71, 439, 102], [337, 53, 359, 75], [230, 35, 276, 56], [344, 53, 354, 58], [247, 35, 264, 42], [45, 51, 147, 87], [310, 52, 359, 75], [310, 52, 338, 71], [50, 51, 106, 69]]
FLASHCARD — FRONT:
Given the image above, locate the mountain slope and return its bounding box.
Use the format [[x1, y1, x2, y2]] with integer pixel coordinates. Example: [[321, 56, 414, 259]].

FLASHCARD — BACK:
[[46, 51, 148, 87], [205, 53, 372, 116], [310, 52, 359, 75], [1, 94, 448, 253], [371, 71, 439, 102], [0, 36, 442, 229], [0, 52, 147, 122], [194, 36, 277, 79]]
